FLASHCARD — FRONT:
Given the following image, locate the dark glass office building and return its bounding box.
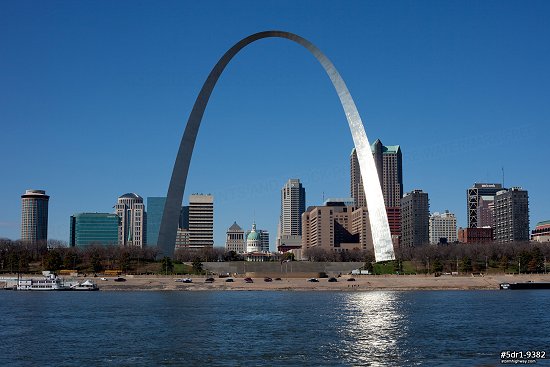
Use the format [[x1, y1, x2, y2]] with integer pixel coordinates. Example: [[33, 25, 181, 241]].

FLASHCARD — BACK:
[[70, 213, 119, 246], [146, 197, 166, 247]]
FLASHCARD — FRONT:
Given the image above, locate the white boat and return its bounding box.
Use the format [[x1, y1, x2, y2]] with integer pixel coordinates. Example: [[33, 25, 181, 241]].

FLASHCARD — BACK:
[[69, 279, 99, 291], [17, 272, 68, 291]]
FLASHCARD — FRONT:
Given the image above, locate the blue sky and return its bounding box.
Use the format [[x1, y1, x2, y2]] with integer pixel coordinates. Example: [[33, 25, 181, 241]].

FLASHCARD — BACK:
[[1, 1, 549, 248]]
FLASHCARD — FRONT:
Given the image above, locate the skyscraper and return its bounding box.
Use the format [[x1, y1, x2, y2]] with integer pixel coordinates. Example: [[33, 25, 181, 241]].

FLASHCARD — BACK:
[[115, 193, 146, 248], [467, 183, 503, 228], [277, 179, 306, 246], [493, 187, 529, 242], [188, 194, 214, 249], [429, 210, 457, 244], [21, 189, 49, 243], [401, 190, 429, 247], [350, 150, 367, 208], [146, 197, 166, 247], [70, 213, 119, 247], [147, 197, 189, 247], [351, 139, 402, 237]]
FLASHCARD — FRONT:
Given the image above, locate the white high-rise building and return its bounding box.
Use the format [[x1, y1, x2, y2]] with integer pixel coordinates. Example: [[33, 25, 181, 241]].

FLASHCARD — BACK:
[[115, 193, 146, 248], [188, 194, 214, 249], [429, 210, 457, 244], [277, 179, 305, 247]]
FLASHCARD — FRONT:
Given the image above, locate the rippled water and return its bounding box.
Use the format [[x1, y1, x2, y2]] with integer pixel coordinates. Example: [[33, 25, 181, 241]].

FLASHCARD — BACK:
[[1, 291, 549, 366]]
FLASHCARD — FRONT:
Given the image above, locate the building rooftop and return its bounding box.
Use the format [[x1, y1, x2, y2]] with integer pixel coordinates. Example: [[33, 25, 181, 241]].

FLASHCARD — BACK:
[[535, 220, 550, 227], [228, 221, 242, 231], [119, 193, 142, 199], [323, 197, 355, 206]]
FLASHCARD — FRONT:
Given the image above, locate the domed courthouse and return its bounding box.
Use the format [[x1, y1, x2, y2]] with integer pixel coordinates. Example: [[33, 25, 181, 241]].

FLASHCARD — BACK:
[[245, 222, 271, 261]]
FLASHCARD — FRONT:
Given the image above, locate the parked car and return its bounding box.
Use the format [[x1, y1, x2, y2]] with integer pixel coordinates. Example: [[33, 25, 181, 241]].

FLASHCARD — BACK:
[[225, 278, 234, 282], [264, 277, 273, 282], [347, 278, 356, 282], [328, 277, 338, 282], [205, 277, 215, 283], [113, 277, 126, 282], [275, 278, 282, 281], [307, 278, 319, 282], [100, 277, 108, 281], [244, 277, 254, 283]]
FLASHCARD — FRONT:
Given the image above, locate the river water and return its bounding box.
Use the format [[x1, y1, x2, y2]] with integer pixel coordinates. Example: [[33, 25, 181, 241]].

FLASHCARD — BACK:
[[1, 290, 549, 366]]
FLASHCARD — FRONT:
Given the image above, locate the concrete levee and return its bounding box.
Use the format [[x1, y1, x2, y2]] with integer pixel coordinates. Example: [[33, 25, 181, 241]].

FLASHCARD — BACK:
[[202, 262, 364, 277]]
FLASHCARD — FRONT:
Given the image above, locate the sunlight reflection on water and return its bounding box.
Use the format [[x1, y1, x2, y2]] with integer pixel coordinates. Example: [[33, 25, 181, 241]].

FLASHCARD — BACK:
[[338, 292, 416, 366]]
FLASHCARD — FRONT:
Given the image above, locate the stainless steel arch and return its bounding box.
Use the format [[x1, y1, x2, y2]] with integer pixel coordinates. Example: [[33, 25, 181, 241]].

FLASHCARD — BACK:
[[158, 31, 395, 262]]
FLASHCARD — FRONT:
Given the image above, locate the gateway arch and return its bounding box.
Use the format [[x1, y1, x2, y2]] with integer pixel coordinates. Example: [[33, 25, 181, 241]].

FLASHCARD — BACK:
[[158, 31, 395, 262]]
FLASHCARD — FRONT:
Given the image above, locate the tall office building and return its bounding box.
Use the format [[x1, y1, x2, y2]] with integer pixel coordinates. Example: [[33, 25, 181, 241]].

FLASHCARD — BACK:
[[70, 213, 119, 246], [301, 199, 373, 253], [115, 193, 146, 248], [493, 187, 529, 242], [429, 210, 457, 244], [146, 197, 166, 247], [21, 189, 49, 243], [175, 228, 190, 249], [147, 197, 189, 247], [188, 194, 214, 249], [401, 190, 429, 247], [467, 183, 503, 228], [277, 179, 306, 246], [226, 221, 245, 253], [180, 206, 189, 229], [351, 139, 402, 237], [350, 150, 367, 208]]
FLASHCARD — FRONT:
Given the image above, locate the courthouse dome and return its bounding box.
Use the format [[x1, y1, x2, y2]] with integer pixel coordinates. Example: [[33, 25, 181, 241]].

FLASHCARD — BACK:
[[247, 223, 261, 241]]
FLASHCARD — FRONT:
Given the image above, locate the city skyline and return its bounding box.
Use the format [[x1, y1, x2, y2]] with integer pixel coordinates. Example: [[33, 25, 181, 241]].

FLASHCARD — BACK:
[[1, 2, 549, 248]]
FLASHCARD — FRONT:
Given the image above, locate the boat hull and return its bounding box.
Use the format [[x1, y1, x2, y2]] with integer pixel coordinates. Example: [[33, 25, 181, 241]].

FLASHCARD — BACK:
[[500, 282, 550, 290]]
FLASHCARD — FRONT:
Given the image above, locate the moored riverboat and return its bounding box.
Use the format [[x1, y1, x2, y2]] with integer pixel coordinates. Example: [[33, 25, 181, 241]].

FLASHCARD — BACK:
[[500, 281, 550, 290], [17, 272, 69, 291]]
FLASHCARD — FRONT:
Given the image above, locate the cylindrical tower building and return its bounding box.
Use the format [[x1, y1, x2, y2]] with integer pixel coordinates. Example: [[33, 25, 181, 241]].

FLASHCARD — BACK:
[[21, 189, 49, 243]]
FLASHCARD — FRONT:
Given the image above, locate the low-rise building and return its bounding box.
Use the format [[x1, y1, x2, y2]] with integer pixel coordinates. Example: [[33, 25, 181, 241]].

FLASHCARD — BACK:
[[301, 199, 373, 254], [458, 227, 493, 244], [532, 220, 550, 243], [70, 213, 120, 247]]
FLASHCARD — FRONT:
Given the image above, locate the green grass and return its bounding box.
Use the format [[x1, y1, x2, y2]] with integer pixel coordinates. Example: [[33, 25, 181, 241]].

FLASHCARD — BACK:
[[171, 263, 194, 274]]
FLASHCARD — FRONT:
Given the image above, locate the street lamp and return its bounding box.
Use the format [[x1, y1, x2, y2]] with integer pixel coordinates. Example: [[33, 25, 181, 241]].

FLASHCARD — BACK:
[[426, 257, 430, 275]]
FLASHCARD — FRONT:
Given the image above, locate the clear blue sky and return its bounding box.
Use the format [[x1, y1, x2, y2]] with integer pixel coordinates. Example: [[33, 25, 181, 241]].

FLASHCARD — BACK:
[[1, 1, 549, 248]]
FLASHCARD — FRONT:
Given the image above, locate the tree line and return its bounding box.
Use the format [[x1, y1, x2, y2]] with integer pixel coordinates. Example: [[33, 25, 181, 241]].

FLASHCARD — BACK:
[[1, 238, 549, 274]]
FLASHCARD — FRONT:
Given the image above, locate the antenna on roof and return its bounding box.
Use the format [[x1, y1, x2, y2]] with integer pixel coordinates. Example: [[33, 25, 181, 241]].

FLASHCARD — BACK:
[[502, 167, 505, 187]]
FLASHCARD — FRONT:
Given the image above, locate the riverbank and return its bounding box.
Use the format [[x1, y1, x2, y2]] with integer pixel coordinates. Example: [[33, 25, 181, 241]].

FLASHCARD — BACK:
[[61, 273, 550, 291]]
